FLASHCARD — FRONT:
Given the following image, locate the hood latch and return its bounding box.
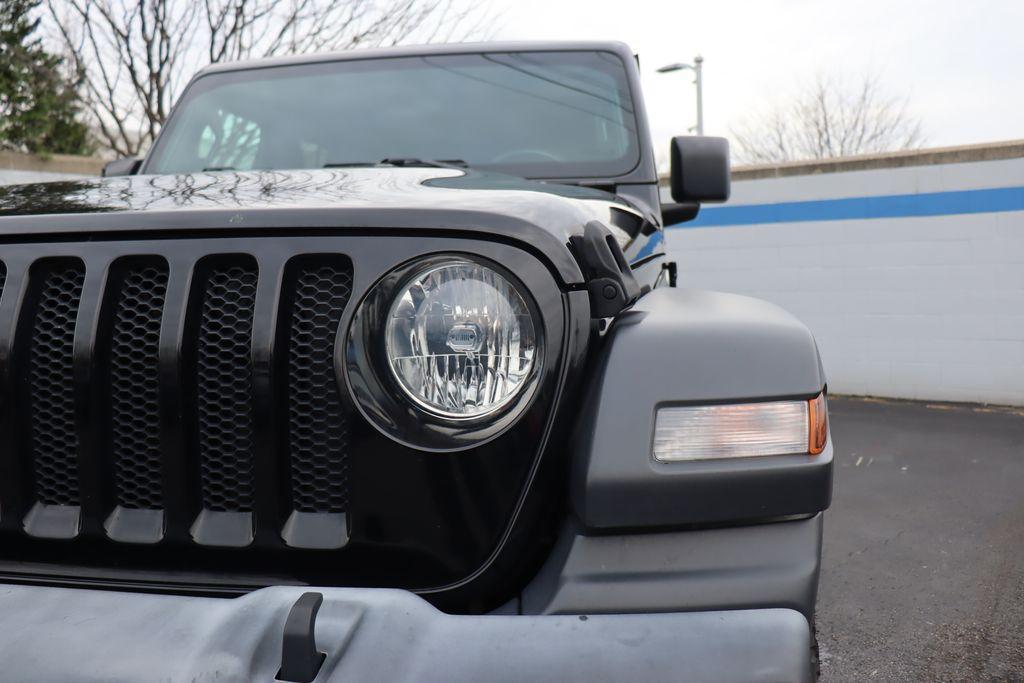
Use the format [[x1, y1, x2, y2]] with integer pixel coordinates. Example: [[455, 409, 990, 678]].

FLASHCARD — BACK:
[[569, 221, 642, 319]]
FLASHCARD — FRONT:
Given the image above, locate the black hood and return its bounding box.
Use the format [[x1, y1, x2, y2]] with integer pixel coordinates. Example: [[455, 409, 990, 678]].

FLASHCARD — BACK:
[[0, 167, 652, 284], [0, 167, 633, 220]]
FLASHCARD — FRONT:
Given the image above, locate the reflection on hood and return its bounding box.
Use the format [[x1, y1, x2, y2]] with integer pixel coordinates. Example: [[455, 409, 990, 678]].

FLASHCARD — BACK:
[[0, 167, 622, 217]]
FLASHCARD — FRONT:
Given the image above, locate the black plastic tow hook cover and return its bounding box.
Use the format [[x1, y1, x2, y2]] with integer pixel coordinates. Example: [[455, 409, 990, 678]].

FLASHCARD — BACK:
[[570, 221, 642, 318], [278, 592, 326, 683]]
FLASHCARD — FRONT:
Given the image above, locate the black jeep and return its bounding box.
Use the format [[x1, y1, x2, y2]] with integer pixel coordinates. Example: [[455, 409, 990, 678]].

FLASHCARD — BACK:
[[0, 41, 831, 682]]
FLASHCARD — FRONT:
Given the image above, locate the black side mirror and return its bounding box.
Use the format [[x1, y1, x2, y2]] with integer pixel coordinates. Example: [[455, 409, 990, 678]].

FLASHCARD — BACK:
[[669, 136, 730, 203], [102, 157, 142, 177]]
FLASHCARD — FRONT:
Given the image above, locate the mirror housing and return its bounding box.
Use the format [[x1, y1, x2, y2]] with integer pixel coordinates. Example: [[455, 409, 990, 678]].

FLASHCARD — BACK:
[[102, 157, 142, 177], [669, 136, 730, 204]]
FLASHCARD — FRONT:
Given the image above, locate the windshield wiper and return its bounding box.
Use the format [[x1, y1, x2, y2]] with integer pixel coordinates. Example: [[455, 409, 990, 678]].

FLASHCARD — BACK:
[[324, 158, 468, 169], [322, 161, 375, 168], [381, 158, 468, 168]]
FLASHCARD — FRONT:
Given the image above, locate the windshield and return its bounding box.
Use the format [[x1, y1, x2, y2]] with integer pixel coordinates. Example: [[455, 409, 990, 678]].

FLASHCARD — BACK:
[[144, 51, 640, 179]]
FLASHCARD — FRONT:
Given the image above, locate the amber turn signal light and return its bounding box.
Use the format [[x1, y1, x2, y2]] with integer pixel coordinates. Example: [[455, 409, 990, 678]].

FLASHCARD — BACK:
[[653, 391, 829, 462], [808, 392, 828, 455]]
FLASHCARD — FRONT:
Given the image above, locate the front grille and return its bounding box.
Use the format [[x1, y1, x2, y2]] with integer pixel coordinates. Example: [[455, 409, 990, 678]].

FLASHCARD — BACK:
[[286, 262, 352, 514], [0, 236, 558, 598], [109, 262, 168, 510], [27, 261, 85, 506], [195, 262, 258, 513], [0, 246, 353, 549]]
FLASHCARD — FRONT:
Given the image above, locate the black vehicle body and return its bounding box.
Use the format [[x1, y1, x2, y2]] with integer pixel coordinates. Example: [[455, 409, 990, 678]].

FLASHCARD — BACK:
[[0, 42, 830, 682]]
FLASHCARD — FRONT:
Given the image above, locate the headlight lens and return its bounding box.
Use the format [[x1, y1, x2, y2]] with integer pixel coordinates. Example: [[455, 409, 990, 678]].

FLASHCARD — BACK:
[[384, 260, 539, 419]]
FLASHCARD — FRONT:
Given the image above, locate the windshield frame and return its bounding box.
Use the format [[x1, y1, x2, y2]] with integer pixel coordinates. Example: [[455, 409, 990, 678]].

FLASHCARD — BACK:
[[140, 43, 657, 184]]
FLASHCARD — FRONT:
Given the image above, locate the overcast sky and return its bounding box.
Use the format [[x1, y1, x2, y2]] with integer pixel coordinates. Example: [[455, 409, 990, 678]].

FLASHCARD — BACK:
[[491, 0, 1024, 162]]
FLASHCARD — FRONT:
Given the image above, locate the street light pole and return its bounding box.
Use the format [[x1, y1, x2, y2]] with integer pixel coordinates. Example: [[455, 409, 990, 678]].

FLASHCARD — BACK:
[[657, 55, 704, 136], [692, 55, 704, 136]]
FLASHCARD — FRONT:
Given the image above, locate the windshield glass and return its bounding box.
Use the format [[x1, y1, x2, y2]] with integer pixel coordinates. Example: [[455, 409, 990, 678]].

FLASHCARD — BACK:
[[145, 51, 640, 179]]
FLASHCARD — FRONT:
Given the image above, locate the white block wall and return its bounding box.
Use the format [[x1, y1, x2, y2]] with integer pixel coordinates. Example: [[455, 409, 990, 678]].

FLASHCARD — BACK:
[[0, 170, 87, 185], [665, 157, 1024, 406]]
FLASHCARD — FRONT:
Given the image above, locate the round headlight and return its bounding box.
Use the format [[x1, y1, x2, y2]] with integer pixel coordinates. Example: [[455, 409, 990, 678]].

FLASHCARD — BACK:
[[384, 260, 539, 419]]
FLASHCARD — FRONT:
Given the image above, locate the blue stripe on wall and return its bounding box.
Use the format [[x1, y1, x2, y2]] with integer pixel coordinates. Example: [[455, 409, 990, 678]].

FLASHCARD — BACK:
[[670, 185, 1024, 229]]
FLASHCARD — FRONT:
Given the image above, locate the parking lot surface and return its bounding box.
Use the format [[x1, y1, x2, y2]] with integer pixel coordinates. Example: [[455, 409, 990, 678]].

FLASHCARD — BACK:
[[819, 397, 1024, 681]]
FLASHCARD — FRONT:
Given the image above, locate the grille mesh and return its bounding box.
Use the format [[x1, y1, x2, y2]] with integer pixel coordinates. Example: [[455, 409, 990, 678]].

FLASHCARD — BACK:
[[28, 263, 85, 506], [110, 263, 168, 509], [196, 264, 258, 512], [287, 263, 352, 513]]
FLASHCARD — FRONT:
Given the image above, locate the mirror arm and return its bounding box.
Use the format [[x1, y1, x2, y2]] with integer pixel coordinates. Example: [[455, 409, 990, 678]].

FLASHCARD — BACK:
[[661, 202, 700, 226]]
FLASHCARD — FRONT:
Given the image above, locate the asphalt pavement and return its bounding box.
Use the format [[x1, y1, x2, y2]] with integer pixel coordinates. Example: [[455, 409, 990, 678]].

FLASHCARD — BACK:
[[818, 397, 1024, 681]]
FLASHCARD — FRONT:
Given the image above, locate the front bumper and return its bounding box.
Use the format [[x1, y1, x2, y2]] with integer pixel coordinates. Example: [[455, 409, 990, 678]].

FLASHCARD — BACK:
[[522, 514, 823, 620], [0, 583, 812, 682]]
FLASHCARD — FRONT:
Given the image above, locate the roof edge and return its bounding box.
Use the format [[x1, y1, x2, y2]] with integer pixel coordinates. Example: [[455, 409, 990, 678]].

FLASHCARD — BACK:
[[197, 40, 635, 76]]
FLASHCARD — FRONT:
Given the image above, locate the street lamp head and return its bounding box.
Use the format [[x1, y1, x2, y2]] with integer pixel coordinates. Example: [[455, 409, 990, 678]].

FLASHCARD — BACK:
[[657, 56, 705, 136], [657, 62, 691, 73]]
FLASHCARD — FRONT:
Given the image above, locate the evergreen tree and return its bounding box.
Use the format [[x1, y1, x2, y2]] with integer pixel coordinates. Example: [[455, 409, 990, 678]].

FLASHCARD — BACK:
[[0, 0, 92, 155]]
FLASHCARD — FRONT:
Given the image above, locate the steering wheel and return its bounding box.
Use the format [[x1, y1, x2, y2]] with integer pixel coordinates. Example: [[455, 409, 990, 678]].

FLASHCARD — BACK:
[[492, 149, 565, 163]]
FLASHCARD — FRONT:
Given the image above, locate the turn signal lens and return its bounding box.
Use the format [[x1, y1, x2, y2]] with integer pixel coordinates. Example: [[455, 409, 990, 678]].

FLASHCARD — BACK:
[[808, 391, 828, 455], [653, 393, 828, 462]]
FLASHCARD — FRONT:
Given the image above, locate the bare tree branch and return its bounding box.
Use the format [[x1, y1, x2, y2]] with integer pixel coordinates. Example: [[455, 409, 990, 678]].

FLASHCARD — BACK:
[[731, 73, 925, 165], [44, 0, 495, 157]]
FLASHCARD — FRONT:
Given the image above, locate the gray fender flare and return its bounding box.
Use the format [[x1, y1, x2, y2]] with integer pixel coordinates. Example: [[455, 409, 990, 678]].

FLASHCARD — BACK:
[[572, 287, 832, 529]]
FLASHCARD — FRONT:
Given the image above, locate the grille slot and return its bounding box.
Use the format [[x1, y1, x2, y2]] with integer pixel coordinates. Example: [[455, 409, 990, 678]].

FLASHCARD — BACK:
[[0, 261, 6, 298], [26, 261, 85, 506], [195, 261, 258, 513], [108, 261, 168, 510], [286, 260, 353, 513]]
